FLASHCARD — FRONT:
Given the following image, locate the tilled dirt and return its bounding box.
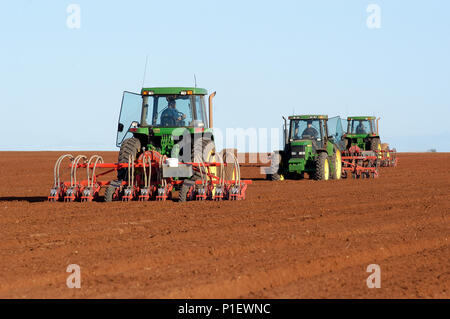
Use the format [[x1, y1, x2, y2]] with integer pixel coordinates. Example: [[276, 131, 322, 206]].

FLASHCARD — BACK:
[[0, 152, 448, 298]]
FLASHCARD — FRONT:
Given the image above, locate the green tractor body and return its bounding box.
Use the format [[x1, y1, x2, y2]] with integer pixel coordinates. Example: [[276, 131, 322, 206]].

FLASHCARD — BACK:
[[93, 85, 248, 202], [343, 116, 381, 152], [112, 87, 219, 192], [269, 115, 344, 181]]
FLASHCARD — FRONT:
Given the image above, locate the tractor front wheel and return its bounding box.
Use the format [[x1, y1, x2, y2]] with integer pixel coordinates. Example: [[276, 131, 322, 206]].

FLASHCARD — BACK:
[[267, 152, 284, 181], [104, 180, 121, 202], [178, 180, 195, 202], [314, 152, 330, 181], [270, 172, 284, 181], [331, 148, 342, 180]]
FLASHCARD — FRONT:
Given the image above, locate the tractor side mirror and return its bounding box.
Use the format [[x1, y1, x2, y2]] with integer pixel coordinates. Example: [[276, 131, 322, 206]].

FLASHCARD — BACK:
[[118, 123, 124, 132]]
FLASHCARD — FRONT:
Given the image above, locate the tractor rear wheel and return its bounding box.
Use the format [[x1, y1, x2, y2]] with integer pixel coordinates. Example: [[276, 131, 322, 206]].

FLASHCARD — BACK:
[[314, 152, 330, 181], [370, 138, 381, 152], [105, 138, 141, 202], [179, 138, 216, 202], [117, 137, 141, 181]]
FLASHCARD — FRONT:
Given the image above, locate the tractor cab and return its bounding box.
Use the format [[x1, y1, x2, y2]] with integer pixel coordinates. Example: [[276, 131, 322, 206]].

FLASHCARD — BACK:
[[287, 115, 344, 149], [346, 117, 377, 135], [344, 116, 380, 151], [140, 88, 208, 129], [116, 87, 213, 148], [288, 115, 329, 148]]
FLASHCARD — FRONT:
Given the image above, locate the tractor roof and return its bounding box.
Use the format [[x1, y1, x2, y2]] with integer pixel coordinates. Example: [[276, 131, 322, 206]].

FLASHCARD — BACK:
[[288, 115, 328, 120], [141, 87, 208, 95], [347, 116, 376, 120]]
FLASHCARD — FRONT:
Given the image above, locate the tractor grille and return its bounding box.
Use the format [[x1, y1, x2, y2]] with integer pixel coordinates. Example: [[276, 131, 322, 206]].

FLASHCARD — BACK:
[[290, 145, 306, 158]]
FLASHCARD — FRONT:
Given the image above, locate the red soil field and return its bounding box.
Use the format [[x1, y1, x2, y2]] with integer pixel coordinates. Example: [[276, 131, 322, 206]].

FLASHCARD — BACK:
[[0, 152, 448, 298]]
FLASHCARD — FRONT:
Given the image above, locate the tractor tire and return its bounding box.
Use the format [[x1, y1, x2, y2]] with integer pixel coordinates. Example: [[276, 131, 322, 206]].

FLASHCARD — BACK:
[[179, 138, 215, 202], [267, 152, 284, 181], [331, 147, 342, 180], [314, 152, 330, 181], [270, 172, 282, 181], [370, 138, 381, 152], [104, 180, 121, 202], [191, 136, 216, 164], [178, 180, 195, 202], [117, 138, 141, 181]]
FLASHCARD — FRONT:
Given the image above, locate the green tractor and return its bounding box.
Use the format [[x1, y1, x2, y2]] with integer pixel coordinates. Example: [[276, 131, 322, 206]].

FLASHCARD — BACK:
[[343, 116, 398, 167], [343, 116, 381, 152], [267, 115, 344, 181], [107, 87, 218, 201]]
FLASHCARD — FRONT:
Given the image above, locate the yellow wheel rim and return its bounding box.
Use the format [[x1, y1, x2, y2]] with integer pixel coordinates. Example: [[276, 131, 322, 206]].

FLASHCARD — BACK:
[[377, 144, 382, 159], [335, 150, 342, 180], [324, 159, 329, 181]]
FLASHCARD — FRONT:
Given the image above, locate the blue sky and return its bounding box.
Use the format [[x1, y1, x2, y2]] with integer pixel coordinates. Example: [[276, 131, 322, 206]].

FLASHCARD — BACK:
[[0, 0, 449, 152]]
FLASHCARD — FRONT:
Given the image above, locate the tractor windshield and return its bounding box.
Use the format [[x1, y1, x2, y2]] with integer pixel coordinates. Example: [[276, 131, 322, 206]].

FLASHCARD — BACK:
[[290, 119, 323, 141], [347, 119, 376, 134], [141, 95, 206, 128]]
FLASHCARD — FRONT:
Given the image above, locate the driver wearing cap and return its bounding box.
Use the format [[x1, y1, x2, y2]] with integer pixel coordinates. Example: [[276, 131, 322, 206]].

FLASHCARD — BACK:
[[301, 120, 319, 139]]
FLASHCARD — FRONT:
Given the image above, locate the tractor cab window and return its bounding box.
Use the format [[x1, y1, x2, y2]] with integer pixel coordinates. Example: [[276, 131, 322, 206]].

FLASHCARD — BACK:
[[348, 119, 376, 134], [291, 119, 323, 141], [141, 95, 196, 127], [193, 95, 206, 128]]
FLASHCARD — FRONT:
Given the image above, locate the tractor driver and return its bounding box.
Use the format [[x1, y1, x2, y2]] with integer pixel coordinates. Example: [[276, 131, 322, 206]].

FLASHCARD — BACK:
[[160, 98, 186, 126], [355, 120, 366, 134], [301, 120, 319, 139]]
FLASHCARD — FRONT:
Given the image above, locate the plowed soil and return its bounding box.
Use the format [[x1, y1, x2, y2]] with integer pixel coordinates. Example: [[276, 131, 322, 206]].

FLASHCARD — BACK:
[[0, 152, 448, 298]]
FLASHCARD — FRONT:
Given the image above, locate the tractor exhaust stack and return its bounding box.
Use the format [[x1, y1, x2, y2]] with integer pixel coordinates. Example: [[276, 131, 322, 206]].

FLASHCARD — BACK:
[[208, 91, 216, 128], [282, 116, 288, 146]]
